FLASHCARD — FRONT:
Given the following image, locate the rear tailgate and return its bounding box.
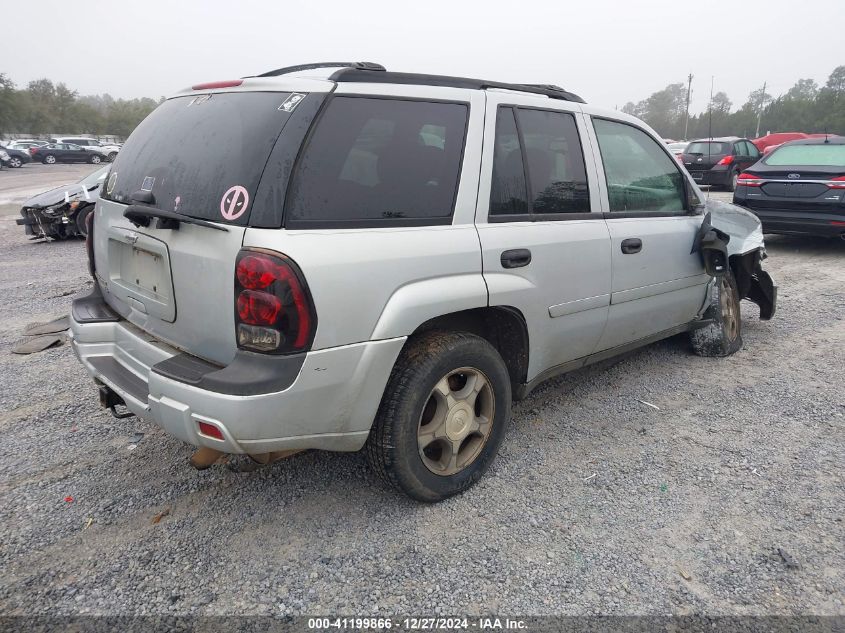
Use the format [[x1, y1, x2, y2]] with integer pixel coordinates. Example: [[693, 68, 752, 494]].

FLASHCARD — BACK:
[[94, 85, 327, 365]]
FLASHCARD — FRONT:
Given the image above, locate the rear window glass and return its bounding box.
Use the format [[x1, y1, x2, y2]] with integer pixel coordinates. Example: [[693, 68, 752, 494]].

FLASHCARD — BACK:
[[102, 92, 298, 225], [686, 142, 728, 155], [286, 96, 468, 227], [764, 144, 845, 167]]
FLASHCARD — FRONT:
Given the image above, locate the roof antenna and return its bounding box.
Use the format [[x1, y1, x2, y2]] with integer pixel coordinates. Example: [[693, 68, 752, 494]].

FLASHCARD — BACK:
[[824, 128, 830, 143]]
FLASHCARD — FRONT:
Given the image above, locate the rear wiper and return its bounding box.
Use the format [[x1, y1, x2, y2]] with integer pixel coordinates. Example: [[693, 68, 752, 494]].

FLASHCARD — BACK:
[[124, 205, 229, 232]]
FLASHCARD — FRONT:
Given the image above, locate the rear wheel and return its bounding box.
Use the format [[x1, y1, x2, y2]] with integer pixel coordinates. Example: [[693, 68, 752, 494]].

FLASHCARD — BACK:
[[726, 169, 739, 192], [366, 331, 511, 502], [88, 154, 102, 164], [108, 151, 118, 161], [691, 271, 743, 357], [43, 155, 56, 164]]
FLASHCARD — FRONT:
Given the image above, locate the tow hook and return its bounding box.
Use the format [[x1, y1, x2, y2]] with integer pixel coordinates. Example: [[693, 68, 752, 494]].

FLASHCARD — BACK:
[[98, 385, 135, 419]]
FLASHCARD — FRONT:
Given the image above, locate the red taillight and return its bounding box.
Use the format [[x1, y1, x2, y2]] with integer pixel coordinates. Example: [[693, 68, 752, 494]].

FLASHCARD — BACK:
[[237, 290, 282, 325], [236, 255, 276, 289], [234, 250, 316, 354], [737, 172, 765, 187], [828, 176, 845, 189], [197, 421, 224, 440], [717, 155, 734, 166], [191, 79, 243, 90]]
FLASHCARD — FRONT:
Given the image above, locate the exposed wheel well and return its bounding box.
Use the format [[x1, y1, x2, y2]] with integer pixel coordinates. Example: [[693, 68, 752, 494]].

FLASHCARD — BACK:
[[409, 307, 529, 395], [729, 250, 761, 299]]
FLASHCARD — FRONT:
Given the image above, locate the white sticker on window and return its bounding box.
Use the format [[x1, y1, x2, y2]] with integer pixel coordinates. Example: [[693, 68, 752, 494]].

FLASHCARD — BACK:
[[141, 176, 155, 191], [279, 93, 306, 113], [220, 185, 249, 221]]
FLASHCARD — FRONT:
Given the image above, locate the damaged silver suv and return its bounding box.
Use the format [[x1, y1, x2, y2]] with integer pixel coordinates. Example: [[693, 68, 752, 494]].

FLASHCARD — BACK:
[[69, 62, 777, 501]]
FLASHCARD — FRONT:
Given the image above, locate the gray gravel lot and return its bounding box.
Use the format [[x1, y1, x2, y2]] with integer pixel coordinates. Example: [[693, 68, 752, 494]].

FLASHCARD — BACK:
[[0, 181, 842, 617]]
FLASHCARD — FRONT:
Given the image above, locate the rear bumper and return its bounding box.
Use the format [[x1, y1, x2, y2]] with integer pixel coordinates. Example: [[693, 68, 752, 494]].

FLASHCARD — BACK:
[[688, 169, 731, 187], [741, 207, 845, 237], [69, 291, 405, 454]]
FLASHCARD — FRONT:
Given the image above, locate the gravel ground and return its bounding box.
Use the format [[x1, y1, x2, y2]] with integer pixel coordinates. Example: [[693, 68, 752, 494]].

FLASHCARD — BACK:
[[0, 185, 842, 617]]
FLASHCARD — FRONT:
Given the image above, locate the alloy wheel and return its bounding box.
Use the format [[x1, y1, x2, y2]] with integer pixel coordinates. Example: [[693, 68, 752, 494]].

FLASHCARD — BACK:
[[417, 367, 495, 476], [720, 277, 739, 341]]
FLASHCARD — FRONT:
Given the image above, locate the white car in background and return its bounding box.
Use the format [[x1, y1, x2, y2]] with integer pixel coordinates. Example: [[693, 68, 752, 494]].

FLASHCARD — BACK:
[[51, 137, 121, 161]]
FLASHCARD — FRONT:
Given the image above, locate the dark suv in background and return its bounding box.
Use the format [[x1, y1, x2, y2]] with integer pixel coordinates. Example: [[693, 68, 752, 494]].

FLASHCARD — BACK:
[[682, 137, 761, 191]]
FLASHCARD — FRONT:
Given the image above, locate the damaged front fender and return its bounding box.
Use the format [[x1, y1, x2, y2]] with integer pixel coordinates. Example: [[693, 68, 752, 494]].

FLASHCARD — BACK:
[[704, 199, 777, 320]]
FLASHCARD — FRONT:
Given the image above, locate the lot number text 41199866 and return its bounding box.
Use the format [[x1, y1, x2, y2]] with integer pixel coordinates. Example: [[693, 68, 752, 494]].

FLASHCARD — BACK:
[[307, 617, 528, 630]]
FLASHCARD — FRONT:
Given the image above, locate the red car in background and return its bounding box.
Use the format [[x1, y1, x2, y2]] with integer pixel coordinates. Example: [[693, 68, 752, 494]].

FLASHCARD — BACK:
[[753, 132, 839, 155]]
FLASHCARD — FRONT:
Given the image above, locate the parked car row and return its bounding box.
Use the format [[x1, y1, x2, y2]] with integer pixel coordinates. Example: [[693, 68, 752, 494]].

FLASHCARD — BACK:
[[0, 137, 120, 167]]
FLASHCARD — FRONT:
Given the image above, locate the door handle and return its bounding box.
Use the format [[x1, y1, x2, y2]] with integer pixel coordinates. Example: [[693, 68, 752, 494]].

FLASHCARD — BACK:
[[620, 238, 642, 254], [501, 248, 532, 269]]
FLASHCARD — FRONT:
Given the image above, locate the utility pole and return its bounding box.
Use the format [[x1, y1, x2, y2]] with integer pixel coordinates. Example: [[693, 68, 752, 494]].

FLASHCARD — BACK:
[[683, 73, 693, 140], [754, 80, 767, 138]]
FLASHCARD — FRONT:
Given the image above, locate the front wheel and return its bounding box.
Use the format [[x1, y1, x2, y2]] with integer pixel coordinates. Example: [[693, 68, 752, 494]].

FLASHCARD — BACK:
[[9, 157, 22, 168], [88, 154, 102, 164], [75, 205, 93, 237], [691, 271, 743, 357], [366, 331, 511, 502]]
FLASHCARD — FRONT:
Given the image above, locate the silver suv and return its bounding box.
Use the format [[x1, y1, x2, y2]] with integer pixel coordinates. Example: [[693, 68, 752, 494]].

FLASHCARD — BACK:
[[69, 62, 777, 501]]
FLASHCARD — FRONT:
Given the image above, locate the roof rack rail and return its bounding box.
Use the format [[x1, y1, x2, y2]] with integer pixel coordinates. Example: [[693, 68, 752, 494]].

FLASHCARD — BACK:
[[254, 61, 386, 78], [329, 69, 585, 103]]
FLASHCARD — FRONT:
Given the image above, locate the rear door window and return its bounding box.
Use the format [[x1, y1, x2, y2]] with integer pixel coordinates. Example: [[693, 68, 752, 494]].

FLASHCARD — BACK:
[[489, 106, 590, 218], [593, 118, 686, 213], [285, 96, 469, 228], [490, 108, 529, 215], [102, 92, 301, 226]]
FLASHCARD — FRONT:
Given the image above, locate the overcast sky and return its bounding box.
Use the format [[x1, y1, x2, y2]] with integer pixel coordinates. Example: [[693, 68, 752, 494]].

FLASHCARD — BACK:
[[5, 0, 842, 113]]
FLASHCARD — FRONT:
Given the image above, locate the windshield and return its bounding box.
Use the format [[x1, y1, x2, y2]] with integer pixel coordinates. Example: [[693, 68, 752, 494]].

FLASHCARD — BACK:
[[79, 165, 111, 186], [102, 91, 298, 225], [764, 144, 845, 167], [686, 142, 728, 155]]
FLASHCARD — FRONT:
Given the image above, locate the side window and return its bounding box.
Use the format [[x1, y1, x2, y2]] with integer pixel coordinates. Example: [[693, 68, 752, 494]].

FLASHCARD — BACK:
[[286, 96, 468, 226], [747, 141, 760, 158], [518, 109, 590, 214], [592, 118, 686, 213], [489, 106, 590, 218], [490, 108, 529, 215]]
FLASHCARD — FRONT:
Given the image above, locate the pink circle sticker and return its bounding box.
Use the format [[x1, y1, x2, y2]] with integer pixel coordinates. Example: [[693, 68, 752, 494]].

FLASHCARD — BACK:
[[220, 185, 249, 221]]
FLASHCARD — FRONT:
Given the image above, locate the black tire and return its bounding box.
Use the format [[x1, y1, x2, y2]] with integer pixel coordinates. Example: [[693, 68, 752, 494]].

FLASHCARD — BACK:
[[725, 169, 739, 192], [108, 151, 118, 161], [366, 331, 511, 502], [691, 271, 743, 357], [9, 157, 22, 168], [75, 205, 93, 237], [88, 154, 102, 164], [43, 154, 56, 165]]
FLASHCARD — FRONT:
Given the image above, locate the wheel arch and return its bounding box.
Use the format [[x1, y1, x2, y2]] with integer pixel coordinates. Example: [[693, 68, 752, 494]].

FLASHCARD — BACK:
[[407, 306, 530, 397]]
